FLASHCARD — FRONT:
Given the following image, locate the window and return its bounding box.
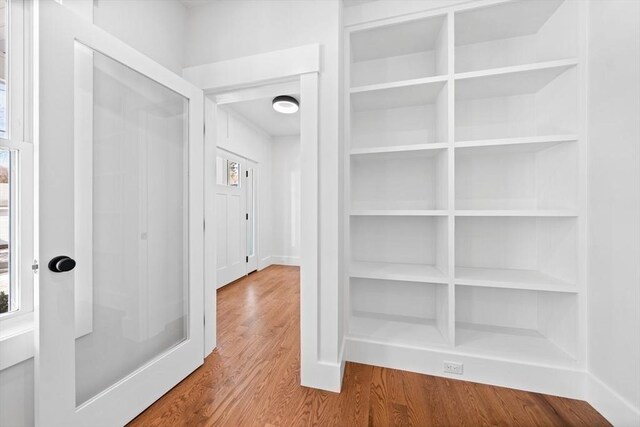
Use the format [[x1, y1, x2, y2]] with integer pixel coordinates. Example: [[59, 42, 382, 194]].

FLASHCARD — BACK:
[[0, 149, 13, 313], [216, 156, 242, 188], [0, 0, 32, 320], [228, 161, 240, 187]]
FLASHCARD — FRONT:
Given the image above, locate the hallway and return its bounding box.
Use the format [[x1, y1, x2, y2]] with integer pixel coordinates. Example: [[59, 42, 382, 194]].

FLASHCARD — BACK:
[[128, 265, 608, 426]]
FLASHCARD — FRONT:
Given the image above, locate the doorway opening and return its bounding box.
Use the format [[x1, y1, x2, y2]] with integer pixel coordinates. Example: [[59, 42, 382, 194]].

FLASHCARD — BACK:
[[212, 82, 301, 289]]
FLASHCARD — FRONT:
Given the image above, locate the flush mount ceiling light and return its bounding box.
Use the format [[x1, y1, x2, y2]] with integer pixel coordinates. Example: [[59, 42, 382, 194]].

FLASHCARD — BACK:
[[272, 95, 299, 114]]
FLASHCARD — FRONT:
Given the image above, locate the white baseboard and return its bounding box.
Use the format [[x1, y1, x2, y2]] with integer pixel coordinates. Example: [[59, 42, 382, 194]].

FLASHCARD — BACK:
[[587, 373, 640, 427], [258, 256, 272, 271], [301, 359, 343, 393], [345, 338, 584, 399], [271, 255, 300, 266]]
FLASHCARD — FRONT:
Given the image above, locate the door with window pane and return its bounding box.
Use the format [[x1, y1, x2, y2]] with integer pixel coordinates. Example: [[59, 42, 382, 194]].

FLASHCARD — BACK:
[[215, 149, 247, 287], [35, 2, 204, 426]]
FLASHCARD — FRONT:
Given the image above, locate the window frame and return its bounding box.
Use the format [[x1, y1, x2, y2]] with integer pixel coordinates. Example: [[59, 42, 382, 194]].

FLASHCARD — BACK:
[[0, 0, 35, 325]]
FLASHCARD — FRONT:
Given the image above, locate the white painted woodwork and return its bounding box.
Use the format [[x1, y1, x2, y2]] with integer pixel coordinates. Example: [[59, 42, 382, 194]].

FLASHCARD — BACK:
[[455, 0, 578, 73], [349, 278, 449, 349], [216, 149, 247, 288], [246, 159, 258, 273], [350, 14, 448, 87], [455, 140, 578, 210], [344, 0, 585, 379], [455, 63, 577, 141], [351, 148, 447, 211], [455, 285, 578, 368], [351, 79, 448, 150], [35, 1, 204, 425]]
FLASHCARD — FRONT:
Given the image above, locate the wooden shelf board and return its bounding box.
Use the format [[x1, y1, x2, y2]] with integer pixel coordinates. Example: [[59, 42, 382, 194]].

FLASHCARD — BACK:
[[351, 142, 448, 156], [455, 322, 577, 368], [351, 78, 447, 111], [349, 314, 448, 349], [455, 59, 577, 100], [351, 209, 448, 217], [351, 261, 448, 284], [350, 75, 448, 94], [454, 134, 578, 149], [455, 267, 577, 293], [454, 210, 578, 217]]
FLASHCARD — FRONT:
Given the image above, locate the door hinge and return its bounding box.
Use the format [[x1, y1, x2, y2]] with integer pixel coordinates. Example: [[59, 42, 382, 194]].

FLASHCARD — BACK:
[[246, 170, 249, 178], [246, 256, 249, 263], [246, 213, 249, 220], [32, 259, 39, 273]]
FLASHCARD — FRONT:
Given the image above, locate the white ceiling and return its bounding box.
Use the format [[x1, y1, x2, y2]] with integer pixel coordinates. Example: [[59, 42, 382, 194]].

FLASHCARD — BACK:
[[227, 96, 301, 138], [344, 0, 378, 7], [183, 0, 378, 10], [179, 0, 211, 9]]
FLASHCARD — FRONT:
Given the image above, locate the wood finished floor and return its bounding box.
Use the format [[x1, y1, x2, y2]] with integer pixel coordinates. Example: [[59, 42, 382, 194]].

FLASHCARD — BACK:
[[129, 265, 609, 427]]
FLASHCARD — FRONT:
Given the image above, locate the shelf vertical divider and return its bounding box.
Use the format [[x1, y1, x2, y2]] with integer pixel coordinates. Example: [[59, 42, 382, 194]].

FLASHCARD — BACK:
[[576, 0, 589, 369], [344, 25, 352, 346], [446, 10, 456, 348]]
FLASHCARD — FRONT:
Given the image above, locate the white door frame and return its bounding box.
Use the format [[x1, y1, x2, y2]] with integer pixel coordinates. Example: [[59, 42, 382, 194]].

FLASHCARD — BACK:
[[185, 46, 320, 385]]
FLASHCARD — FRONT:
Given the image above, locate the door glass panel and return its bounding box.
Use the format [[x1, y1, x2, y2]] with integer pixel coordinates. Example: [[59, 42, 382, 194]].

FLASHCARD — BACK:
[[228, 161, 240, 187], [247, 168, 254, 257], [74, 46, 188, 406]]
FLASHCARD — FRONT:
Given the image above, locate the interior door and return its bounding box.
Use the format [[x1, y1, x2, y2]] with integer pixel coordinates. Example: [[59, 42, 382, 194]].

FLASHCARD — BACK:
[[215, 149, 247, 287], [35, 1, 204, 426], [246, 160, 258, 273]]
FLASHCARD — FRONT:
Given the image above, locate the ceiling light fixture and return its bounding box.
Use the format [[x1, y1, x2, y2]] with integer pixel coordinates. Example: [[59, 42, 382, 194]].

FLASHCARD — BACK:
[[272, 95, 299, 114]]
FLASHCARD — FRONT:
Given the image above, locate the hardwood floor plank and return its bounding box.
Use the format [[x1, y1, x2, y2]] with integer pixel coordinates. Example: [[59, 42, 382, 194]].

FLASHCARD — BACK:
[[128, 265, 610, 427]]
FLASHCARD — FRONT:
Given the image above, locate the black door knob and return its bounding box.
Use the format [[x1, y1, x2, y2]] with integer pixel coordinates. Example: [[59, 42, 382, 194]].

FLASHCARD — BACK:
[[48, 256, 76, 273]]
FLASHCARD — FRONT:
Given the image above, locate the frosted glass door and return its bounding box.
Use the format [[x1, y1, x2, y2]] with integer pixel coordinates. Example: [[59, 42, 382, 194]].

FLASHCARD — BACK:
[[36, 2, 204, 425], [74, 47, 189, 405]]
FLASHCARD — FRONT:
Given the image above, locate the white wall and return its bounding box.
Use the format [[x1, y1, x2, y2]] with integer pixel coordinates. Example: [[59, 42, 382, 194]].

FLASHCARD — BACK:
[[217, 106, 273, 271], [271, 136, 301, 266], [0, 359, 33, 427], [185, 0, 344, 376], [0, 2, 189, 426], [587, 0, 640, 423], [93, 0, 187, 74]]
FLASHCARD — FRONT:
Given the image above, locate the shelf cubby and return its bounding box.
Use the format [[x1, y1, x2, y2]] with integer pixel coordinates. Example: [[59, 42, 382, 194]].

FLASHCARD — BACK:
[[455, 61, 577, 142], [351, 79, 448, 150], [454, 0, 578, 73], [350, 261, 447, 284], [455, 139, 578, 211], [351, 147, 448, 212], [350, 14, 447, 87], [350, 278, 449, 348], [351, 216, 448, 277], [455, 216, 577, 291], [455, 285, 578, 367]]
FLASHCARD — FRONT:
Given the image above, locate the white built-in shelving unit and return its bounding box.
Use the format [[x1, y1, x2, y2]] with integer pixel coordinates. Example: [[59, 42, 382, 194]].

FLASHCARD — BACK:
[[344, 0, 585, 375]]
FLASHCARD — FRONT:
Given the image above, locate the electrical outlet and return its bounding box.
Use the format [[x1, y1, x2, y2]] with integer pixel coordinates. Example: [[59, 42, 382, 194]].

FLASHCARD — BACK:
[[444, 361, 463, 375]]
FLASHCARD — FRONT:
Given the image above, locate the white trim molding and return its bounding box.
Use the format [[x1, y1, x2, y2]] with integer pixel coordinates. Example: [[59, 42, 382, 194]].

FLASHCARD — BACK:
[[183, 44, 320, 92], [587, 374, 640, 427], [183, 45, 342, 392], [271, 256, 300, 267]]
